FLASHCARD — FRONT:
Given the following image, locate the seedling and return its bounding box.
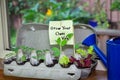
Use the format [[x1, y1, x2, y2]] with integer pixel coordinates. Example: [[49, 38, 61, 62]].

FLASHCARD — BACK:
[[45, 50, 54, 67], [30, 50, 39, 66], [59, 52, 70, 67], [4, 52, 16, 59], [52, 33, 73, 57], [20, 46, 35, 60], [76, 48, 87, 58], [52, 33, 73, 67], [87, 46, 94, 55], [36, 50, 44, 60], [51, 47, 60, 58], [4, 52, 16, 64], [74, 46, 95, 68], [75, 44, 94, 57], [16, 49, 27, 65], [36, 49, 48, 61]]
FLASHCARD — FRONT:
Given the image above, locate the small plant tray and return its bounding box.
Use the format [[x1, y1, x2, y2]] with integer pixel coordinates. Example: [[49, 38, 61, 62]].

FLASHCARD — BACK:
[[4, 61, 81, 80], [4, 23, 97, 79]]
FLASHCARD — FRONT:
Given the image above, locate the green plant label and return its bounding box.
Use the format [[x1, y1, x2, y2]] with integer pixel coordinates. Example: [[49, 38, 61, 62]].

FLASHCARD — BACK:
[[49, 20, 74, 45]]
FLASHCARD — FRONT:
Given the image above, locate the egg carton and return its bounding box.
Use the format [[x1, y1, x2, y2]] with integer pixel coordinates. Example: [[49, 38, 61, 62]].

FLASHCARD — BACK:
[[4, 61, 81, 80], [4, 60, 97, 79], [4, 23, 97, 79]]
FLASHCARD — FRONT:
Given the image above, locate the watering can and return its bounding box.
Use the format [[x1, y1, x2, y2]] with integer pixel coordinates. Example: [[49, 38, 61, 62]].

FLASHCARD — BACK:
[[77, 24, 120, 80]]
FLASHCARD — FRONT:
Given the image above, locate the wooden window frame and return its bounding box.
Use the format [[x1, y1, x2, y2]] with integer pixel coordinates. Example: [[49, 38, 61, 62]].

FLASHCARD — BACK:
[[0, 0, 12, 58]]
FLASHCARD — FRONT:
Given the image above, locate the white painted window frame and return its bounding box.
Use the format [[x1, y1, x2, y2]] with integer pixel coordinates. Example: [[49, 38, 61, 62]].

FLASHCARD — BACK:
[[0, 0, 12, 58]]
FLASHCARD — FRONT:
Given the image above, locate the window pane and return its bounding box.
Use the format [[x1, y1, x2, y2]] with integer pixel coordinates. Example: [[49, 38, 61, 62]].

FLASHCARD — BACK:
[[8, 0, 120, 49], [8, 0, 92, 49]]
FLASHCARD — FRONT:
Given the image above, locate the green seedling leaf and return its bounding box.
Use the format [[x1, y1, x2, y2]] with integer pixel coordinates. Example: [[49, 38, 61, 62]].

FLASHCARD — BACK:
[[37, 51, 45, 60], [75, 42, 82, 49], [61, 40, 67, 46], [32, 56, 38, 59], [88, 46, 94, 54], [66, 33, 73, 40], [30, 48, 34, 51], [36, 50, 42, 55], [51, 47, 60, 57], [11, 47, 19, 53], [20, 46, 26, 49], [55, 33, 73, 53], [75, 44, 80, 49], [76, 48, 87, 57], [5, 52, 16, 58], [21, 55, 26, 62], [45, 49, 49, 52], [40, 55, 45, 60], [43, 49, 48, 53], [76, 49, 81, 54], [59, 55, 70, 65], [20, 46, 29, 52], [56, 37, 61, 45]]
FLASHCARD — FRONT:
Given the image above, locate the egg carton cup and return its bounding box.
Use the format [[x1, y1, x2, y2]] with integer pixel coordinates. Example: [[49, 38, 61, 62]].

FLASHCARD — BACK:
[[80, 59, 97, 78]]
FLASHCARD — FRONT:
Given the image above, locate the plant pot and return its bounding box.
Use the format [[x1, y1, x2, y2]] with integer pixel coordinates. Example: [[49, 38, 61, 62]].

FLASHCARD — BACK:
[[30, 63, 40, 66], [46, 63, 55, 67], [45, 59, 56, 67], [12, 57, 16, 61], [53, 59, 58, 64], [39, 59, 44, 63], [4, 59, 13, 64], [16, 61, 26, 65], [60, 63, 71, 68], [4, 55, 16, 64], [30, 59, 44, 66], [30, 61, 40, 66], [88, 20, 98, 28], [80, 59, 98, 79]]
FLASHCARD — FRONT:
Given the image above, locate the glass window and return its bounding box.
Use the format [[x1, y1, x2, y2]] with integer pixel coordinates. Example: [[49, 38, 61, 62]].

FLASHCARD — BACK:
[[8, 0, 92, 49], [6, 0, 120, 50]]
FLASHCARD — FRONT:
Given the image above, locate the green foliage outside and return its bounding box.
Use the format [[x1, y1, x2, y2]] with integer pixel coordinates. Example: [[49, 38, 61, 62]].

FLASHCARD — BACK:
[[8, 0, 91, 48], [20, 0, 91, 24], [111, 0, 120, 11], [9, 0, 109, 48], [94, 10, 109, 29], [10, 27, 17, 48], [93, 0, 109, 29], [8, 0, 39, 15]]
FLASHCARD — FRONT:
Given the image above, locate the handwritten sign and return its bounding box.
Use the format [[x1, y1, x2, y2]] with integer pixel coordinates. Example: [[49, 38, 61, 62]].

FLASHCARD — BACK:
[[49, 20, 74, 45]]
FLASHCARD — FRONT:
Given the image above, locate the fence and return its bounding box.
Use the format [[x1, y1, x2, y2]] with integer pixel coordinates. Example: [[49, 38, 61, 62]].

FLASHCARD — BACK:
[[82, 0, 120, 23]]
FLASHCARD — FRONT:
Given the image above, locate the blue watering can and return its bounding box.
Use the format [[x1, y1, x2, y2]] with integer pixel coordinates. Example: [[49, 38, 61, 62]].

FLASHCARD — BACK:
[[77, 24, 120, 80]]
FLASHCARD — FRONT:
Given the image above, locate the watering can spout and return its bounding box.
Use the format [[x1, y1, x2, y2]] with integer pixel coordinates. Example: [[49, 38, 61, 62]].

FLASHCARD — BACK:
[[82, 34, 107, 68]]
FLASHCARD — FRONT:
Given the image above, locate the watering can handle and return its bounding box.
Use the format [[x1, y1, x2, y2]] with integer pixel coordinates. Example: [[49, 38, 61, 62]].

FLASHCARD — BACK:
[[93, 45, 107, 68]]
